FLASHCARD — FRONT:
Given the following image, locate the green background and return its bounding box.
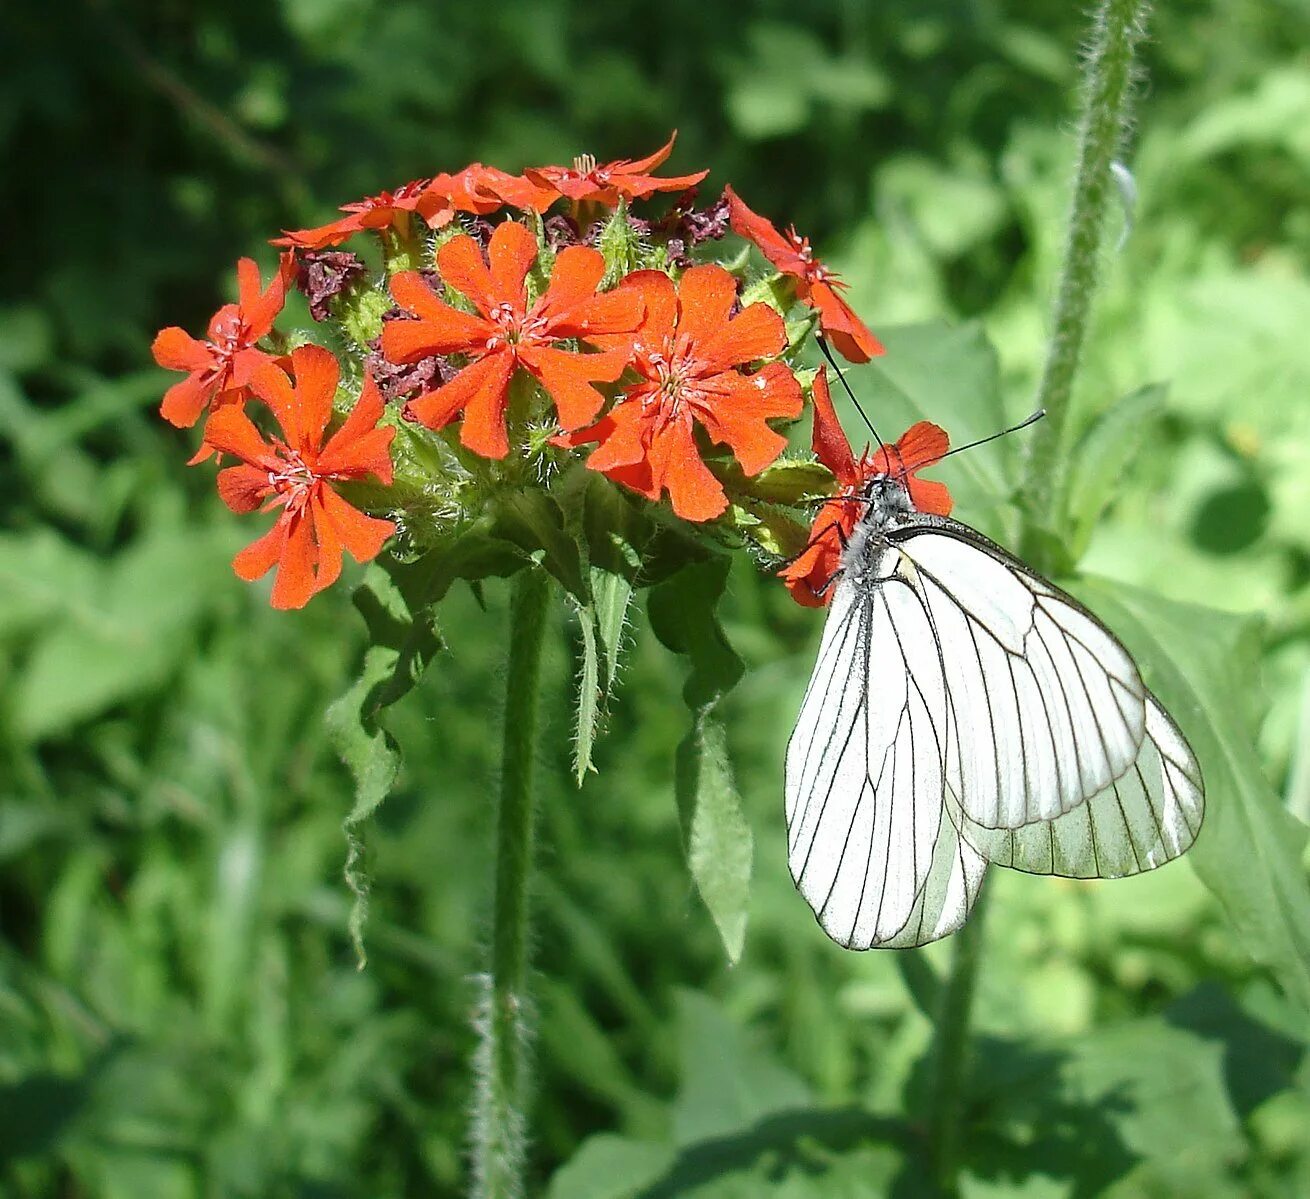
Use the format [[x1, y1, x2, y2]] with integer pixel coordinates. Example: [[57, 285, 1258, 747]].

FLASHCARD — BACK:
[[4, 1, 1310, 1195]]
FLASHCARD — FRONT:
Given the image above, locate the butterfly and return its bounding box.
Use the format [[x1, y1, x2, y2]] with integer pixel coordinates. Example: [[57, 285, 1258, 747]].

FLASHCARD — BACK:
[[783, 368, 1204, 949]]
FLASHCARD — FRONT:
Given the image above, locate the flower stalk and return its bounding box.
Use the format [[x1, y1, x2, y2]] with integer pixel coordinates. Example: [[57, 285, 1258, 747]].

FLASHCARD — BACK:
[[929, 1, 1152, 1191], [924, 890, 989, 1192], [473, 566, 553, 1199], [1021, 0, 1151, 561]]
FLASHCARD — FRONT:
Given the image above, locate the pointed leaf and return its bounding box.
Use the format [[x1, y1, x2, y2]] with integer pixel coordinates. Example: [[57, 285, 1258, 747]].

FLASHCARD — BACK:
[[1075, 578, 1310, 1013], [649, 559, 752, 962]]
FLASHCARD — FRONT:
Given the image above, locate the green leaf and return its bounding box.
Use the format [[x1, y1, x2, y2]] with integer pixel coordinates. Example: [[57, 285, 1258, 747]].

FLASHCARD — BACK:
[[546, 1135, 675, 1199], [326, 564, 442, 968], [649, 559, 753, 962], [1075, 578, 1310, 1014], [1061, 382, 1168, 558], [572, 567, 634, 785], [671, 990, 811, 1144], [1, 523, 228, 741]]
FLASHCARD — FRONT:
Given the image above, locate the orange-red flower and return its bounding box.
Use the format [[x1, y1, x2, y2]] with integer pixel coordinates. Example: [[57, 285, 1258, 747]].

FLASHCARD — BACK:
[[152, 256, 291, 428], [562, 265, 802, 522], [421, 163, 556, 217], [724, 186, 883, 364], [203, 344, 396, 610], [382, 221, 643, 458], [273, 180, 446, 250], [526, 132, 708, 207], [780, 368, 951, 606]]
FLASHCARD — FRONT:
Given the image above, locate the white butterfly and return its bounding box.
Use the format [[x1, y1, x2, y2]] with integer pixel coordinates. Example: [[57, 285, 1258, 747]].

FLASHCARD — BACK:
[[784, 381, 1204, 950]]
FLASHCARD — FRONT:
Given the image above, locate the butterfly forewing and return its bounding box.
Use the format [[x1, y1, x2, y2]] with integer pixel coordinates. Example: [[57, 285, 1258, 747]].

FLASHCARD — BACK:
[[893, 527, 1147, 829]]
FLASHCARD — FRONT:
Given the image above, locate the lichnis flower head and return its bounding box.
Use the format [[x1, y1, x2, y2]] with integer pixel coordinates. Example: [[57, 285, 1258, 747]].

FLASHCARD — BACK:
[[382, 220, 643, 458], [780, 368, 950, 606], [151, 256, 291, 428], [561, 265, 802, 521], [725, 187, 883, 364], [526, 132, 708, 207], [203, 344, 397, 610]]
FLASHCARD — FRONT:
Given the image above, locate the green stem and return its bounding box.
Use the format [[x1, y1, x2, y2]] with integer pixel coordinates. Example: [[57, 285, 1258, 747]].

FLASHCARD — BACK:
[[473, 567, 553, 1199], [926, 4, 1152, 1191], [1021, 0, 1151, 562], [924, 889, 989, 1194]]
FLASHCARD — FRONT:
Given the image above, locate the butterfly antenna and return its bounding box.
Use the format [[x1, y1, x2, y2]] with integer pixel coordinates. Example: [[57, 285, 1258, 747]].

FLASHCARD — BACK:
[[934, 409, 1046, 463], [816, 335, 887, 459]]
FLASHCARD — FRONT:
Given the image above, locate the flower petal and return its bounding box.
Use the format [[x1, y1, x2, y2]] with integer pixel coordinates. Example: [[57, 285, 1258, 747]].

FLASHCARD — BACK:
[[487, 221, 539, 303], [778, 502, 850, 608], [620, 131, 679, 175], [269, 510, 318, 610], [234, 257, 288, 339], [674, 264, 737, 348], [388, 273, 491, 355], [808, 367, 858, 486], [809, 281, 883, 364], [216, 463, 272, 513], [317, 484, 396, 564], [724, 186, 811, 277], [406, 352, 516, 458], [697, 301, 785, 371], [647, 416, 727, 522], [317, 373, 396, 482], [152, 327, 212, 373], [233, 517, 287, 584], [435, 235, 499, 315], [908, 476, 953, 517], [614, 168, 709, 200], [288, 343, 340, 451], [573, 402, 649, 473], [159, 372, 214, 428], [895, 420, 949, 472], [203, 404, 275, 468], [247, 359, 301, 445], [537, 245, 604, 316], [694, 362, 800, 475], [521, 345, 627, 431]]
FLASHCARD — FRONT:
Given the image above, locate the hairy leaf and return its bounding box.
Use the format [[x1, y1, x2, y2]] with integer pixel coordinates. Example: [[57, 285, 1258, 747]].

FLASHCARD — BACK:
[[649, 558, 752, 962]]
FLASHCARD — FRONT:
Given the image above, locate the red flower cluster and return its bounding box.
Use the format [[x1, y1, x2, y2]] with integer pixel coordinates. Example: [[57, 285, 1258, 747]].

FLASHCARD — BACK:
[[383, 221, 641, 458], [779, 369, 951, 606], [152, 133, 923, 610], [557, 266, 801, 520]]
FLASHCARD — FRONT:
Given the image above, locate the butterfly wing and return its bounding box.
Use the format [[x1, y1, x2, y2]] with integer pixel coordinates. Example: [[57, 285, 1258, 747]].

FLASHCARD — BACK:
[[786, 513, 1204, 950], [889, 521, 1149, 832], [785, 549, 986, 949], [952, 693, 1204, 877]]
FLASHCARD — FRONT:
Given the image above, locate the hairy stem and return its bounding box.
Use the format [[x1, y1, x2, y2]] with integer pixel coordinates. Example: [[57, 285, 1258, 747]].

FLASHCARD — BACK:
[[924, 889, 989, 1193], [472, 567, 553, 1199], [1022, 0, 1152, 561], [927, 3, 1153, 1191]]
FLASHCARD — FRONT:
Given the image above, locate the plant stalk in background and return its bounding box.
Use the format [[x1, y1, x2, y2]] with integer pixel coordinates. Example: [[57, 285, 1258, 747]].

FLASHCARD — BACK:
[[473, 567, 553, 1199], [928, 0, 1152, 1191], [1021, 0, 1150, 560]]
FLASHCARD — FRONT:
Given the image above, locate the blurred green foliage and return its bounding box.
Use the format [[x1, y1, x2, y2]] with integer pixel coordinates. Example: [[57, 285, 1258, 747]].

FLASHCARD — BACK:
[[3, 1, 1310, 1196]]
